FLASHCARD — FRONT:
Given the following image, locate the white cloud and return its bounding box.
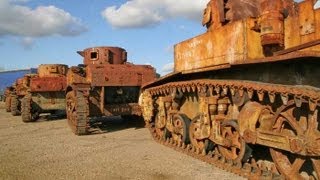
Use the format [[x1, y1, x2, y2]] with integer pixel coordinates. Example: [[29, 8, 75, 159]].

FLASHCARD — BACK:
[[101, 0, 209, 28], [315, 0, 320, 9], [0, 0, 87, 37], [162, 62, 174, 74]]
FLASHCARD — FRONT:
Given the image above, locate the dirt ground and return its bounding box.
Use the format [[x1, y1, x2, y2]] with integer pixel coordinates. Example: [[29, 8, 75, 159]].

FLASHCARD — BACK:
[[0, 102, 243, 180]]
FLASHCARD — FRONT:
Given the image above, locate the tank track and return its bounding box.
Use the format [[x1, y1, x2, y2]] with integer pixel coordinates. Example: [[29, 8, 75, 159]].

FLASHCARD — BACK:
[[10, 94, 20, 116], [5, 96, 11, 112], [147, 125, 278, 179], [143, 79, 320, 179], [21, 94, 39, 122], [67, 90, 89, 135]]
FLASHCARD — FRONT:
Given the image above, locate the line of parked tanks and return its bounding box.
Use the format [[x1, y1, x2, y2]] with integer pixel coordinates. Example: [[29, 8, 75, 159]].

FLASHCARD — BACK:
[[3, 46, 157, 135]]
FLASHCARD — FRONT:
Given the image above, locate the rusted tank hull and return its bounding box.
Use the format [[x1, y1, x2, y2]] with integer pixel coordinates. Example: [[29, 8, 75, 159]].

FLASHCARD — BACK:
[[140, 0, 320, 179], [174, 0, 320, 73], [66, 47, 157, 135], [30, 77, 66, 92], [10, 75, 33, 116], [86, 64, 155, 87], [31, 92, 65, 111], [21, 64, 68, 123]]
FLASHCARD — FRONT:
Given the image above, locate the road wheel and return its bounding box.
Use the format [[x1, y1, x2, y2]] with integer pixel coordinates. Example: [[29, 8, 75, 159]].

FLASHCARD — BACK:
[[218, 120, 251, 163], [171, 114, 190, 144], [270, 101, 320, 179], [189, 115, 214, 153]]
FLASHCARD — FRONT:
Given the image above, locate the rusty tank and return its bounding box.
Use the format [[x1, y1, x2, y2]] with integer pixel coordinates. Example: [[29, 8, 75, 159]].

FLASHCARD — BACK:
[[10, 74, 34, 116], [66, 46, 157, 135], [4, 85, 14, 112], [139, 0, 320, 179], [21, 64, 68, 122]]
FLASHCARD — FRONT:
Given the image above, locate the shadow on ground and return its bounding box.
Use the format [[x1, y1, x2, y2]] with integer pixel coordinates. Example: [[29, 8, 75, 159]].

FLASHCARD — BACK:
[[89, 116, 146, 135], [36, 111, 66, 122]]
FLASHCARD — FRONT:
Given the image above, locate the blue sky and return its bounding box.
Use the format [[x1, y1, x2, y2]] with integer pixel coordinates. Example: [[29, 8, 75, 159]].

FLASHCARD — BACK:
[[0, 0, 208, 75], [0, 0, 319, 75]]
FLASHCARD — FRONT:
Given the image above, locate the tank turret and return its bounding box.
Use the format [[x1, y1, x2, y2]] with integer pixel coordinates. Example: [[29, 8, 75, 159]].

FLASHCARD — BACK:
[[37, 64, 68, 78], [77, 47, 127, 65]]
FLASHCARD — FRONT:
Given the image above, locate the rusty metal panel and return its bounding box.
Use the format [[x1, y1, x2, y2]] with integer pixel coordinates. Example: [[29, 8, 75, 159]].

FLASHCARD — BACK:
[[174, 0, 320, 73], [246, 19, 264, 60], [31, 91, 65, 110], [15, 76, 30, 96], [284, 6, 300, 49], [174, 20, 260, 72], [38, 64, 68, 78], [80, 47, 127, 65], [316, 7, 320, 39], [87, 64, 156, 87], [104, 103, 141, 116], [299, 0, 316, 43], [67, 67, 89, 86], [30, 76, 66, 92]]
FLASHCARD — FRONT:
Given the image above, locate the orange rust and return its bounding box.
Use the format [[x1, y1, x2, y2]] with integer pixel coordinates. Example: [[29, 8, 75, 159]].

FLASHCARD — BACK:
[[141, 0, 320, 179], [174, 0, 320, 73], [66, 46, 157, 135]]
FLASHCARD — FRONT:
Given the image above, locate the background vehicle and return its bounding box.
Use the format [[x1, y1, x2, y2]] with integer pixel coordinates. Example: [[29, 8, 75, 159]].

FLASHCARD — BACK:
[[66, 46, 157, 135], [4, 86, 14, 112], [10, 74, 34, 116], [139, 0, 320, 179], [21, 64, 68, 122]]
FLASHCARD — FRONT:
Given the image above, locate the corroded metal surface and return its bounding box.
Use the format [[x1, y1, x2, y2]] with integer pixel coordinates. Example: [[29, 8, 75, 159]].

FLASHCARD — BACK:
[[140, 79, 320, 179], [37, 64, 68, 78], [175, 0, 320, 73], [78, 46, 127, 65], [10, 75, 33, 116], [4, 86, 13, 112], [21, 64, 68, 122], [141, 0, 320, 179], [67, 46, 157, 135], [30, 77, 66, 92]]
